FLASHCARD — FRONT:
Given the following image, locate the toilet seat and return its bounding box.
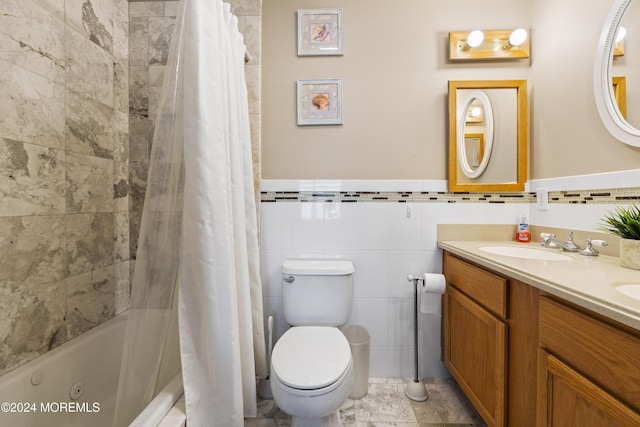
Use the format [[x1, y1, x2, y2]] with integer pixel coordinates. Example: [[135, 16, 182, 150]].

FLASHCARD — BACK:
[[271, 326, 351, 391]]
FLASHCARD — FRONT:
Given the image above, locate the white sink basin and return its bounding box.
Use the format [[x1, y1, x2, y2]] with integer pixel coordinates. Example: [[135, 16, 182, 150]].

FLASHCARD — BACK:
[[479, 245, 572, 261], [615, 284, 640, 301]]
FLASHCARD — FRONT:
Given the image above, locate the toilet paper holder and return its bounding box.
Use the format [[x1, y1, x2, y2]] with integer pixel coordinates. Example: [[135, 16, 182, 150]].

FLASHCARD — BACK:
[[404, 274, 429, 402], [406, 274, 423, 285]]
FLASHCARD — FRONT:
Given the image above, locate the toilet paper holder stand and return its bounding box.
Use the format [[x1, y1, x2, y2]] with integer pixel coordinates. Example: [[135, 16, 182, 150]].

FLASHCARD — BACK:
[[404, 275, 429, 402]]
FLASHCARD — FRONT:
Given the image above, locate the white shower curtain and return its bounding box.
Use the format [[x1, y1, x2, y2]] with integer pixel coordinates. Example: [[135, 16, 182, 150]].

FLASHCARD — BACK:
[[113, 0, 266, 425], [178, 0, 266, 424]]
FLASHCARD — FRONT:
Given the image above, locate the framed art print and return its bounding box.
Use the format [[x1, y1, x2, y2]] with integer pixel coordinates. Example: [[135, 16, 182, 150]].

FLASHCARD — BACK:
[[297, 79, 343, 125], [297, 9, 343, 56]]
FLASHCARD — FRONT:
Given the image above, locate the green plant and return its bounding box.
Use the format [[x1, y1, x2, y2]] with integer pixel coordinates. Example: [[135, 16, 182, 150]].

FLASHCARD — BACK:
[[601, 204, 640, 240]]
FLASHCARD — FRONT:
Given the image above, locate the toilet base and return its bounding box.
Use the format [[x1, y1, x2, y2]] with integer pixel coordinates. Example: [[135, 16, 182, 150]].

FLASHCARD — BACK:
[[291, 410, 341, 427]]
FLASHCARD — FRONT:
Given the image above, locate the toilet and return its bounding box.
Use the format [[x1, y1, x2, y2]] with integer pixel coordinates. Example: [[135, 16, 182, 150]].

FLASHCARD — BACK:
[[270, 259, 355, 427]]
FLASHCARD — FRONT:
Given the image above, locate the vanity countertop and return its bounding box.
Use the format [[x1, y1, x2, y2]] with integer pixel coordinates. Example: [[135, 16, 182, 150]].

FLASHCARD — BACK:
[[438, 240, 640, 330]]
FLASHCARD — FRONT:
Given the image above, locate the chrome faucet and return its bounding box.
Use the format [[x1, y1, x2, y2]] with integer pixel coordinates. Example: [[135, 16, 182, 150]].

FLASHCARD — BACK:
[[540, 233, 559, 249], [540, 231, 581, 252]]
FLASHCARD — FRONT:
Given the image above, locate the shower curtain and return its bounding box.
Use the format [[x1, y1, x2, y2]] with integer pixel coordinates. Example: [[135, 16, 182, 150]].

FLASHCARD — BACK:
[[113, 0, 266, 425]]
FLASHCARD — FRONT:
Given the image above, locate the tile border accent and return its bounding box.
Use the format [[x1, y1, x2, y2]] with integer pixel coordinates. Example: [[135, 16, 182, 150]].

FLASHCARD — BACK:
[[547, 187, 640, 204], [261, 190, 533, 204], [260, 179, 640, 205]]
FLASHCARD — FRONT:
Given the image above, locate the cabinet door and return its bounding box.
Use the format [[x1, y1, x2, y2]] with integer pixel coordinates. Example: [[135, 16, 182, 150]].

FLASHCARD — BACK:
[[539, 296, 640, 410], [537, 350, 640, 427], [444, 285, 507, 427]]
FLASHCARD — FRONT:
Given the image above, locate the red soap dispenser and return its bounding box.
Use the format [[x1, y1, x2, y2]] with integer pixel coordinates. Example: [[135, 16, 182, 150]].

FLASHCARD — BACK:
[[516, 215, 531, 242]]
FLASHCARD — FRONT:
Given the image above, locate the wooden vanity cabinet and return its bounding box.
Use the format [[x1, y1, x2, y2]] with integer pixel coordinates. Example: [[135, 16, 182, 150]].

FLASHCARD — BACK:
[[443, 251, 538, 427], [537, 295, 640, 427]]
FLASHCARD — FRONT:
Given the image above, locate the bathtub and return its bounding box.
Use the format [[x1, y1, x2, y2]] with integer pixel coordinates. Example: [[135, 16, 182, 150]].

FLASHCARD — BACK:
[[0, 312, 185, 427]]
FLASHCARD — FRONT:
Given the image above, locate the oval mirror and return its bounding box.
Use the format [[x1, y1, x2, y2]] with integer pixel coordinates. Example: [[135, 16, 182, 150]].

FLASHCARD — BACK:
[[448, 80, 528, 192], [594, 0, 640, 147], [457, 91, 494, 178]]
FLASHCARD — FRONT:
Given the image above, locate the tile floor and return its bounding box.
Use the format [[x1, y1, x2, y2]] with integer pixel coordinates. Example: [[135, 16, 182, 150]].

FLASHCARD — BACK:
[[245, 378, 487, 426]]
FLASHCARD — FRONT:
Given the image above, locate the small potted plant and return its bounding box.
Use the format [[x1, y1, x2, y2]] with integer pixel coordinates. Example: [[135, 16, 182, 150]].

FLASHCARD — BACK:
[[601, 204, 640, 269]]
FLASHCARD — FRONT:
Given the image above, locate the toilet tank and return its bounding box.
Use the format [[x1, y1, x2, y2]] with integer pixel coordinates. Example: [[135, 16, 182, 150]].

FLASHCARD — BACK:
[[281, 260, 355, 326]]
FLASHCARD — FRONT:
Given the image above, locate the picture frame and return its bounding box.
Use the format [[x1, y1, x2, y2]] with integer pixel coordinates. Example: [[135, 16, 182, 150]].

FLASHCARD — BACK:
[[297, 8, 343, 56], [297, 79, 343, 126]]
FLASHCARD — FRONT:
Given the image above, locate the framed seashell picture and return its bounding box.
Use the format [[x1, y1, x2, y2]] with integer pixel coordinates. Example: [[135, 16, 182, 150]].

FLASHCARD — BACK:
[[297, 9, 343, 56], [297, 79, 343, 125]]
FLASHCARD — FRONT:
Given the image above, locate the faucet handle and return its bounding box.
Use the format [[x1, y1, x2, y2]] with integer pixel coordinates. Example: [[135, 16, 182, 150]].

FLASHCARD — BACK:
[[540, 233, 554, 242], [540, 233, 559, 248], [580, 239, 608, 256]]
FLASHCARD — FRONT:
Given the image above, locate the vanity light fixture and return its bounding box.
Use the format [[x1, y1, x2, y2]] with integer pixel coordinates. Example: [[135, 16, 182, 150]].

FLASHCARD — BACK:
[[466, 104, 484, 123], [464, 30, 484, 50], [449, 29, 530, 61], [505, 28, 528, 49]]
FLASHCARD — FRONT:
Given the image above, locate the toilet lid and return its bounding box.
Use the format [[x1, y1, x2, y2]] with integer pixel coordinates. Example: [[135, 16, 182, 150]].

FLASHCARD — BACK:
[[271, 326, 351, 390]]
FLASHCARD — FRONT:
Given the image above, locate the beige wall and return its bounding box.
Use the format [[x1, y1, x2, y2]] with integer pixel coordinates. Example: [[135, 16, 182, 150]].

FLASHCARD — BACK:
[[263, 0, 640, 181], [530, 0, 640, 178]]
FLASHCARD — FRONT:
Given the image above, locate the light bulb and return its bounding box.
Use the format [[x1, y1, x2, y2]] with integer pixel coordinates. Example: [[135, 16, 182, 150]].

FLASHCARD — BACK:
[[466, 30, 484, 48], [470, 107, 482, 118], [508, 29, 528, 47], [616, 26, 626, 43]]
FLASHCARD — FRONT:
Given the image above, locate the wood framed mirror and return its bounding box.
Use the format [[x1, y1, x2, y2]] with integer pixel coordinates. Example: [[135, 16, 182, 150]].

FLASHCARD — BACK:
[[448, 80, 528, 192]]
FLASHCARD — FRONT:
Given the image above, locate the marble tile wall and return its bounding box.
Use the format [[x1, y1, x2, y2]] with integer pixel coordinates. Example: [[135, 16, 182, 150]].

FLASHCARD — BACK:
[[128, 1, 176, 260], [0, 0, 130, 375], [128, 0, 262, 259]]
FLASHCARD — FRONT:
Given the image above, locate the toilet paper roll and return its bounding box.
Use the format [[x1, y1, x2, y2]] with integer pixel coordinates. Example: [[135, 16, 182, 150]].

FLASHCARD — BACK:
[[419, 273, 446, 315]]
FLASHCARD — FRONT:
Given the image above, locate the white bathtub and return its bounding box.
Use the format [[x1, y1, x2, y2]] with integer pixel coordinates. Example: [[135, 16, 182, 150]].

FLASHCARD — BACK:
[[0, 312, 185, 427]]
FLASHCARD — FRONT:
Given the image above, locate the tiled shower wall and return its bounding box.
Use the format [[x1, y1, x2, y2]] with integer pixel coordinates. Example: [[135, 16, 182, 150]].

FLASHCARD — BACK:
[[128, 0, 177, 259], [0, 0, 130, 374], [128, 0, 262, 259], [0, 0, 261, 375]]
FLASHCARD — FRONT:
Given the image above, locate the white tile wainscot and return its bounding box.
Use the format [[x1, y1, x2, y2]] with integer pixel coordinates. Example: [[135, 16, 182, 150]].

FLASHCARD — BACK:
[[259, 194, 525, 378]]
